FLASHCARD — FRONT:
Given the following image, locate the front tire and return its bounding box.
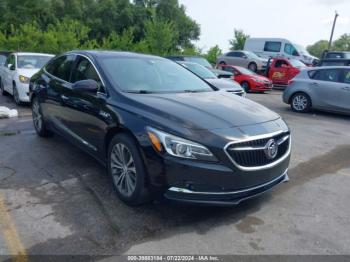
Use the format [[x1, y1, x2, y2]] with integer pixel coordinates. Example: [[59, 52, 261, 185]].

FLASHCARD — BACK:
[[241, 81, 250, 92], [32, 96, 52, 137], [108, 133, 149, 206], [13, 84, 21, 105], [291, 93, 312, 113], [1, 81, 8, 96]]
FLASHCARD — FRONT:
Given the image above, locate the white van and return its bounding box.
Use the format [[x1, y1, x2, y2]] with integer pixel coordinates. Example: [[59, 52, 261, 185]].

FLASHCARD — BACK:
[[244, 38, 318, 66]]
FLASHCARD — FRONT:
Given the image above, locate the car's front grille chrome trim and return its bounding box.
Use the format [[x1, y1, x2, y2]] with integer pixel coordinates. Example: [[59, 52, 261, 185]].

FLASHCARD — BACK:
[[224, 131, 291, 171]]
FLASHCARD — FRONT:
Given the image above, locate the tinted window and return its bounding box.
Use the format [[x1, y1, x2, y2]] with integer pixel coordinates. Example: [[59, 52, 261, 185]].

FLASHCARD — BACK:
[[343, 70, 350, 84], [326, 52, 350, 58], [100, 57, 212, 93], [17, 55, 52, 69], [5, 55, 15, 67], [321, 61, 350, 67], [274, 60, 289, 68], [46, 55, 75, 82], [0, 55, 8, 66], [227, 52, 242, 58], [181, 63, 216, 79], [185, 57, 212, 68], [284, 44, 299, 56], [311, 69, 341, 83], [264, 42, 282, 52]]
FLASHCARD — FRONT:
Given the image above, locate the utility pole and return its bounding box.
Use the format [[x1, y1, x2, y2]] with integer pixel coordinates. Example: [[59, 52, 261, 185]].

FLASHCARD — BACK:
[[328, 11, 339, 51]]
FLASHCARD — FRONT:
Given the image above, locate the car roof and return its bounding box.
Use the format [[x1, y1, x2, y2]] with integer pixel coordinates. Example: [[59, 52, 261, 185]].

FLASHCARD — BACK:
[[68, 50, 166, 60], [320, 58, 350, 62], [14, 52, 54, 56], [302, 66, 350, 71], [166, 55, 205, 58]]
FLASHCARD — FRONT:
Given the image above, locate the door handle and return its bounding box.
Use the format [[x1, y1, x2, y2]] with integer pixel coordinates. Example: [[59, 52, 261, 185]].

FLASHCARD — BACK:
[[311, 82, 319, 86], [342, 87, 350, 91]]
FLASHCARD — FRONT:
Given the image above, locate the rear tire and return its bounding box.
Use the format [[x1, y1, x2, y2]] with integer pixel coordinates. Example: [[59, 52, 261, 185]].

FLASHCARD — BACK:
[[108, 133, 150, 206], [32, 96, 53, 137], [290, 92, 312, 113], [248, 62, 258, 72]]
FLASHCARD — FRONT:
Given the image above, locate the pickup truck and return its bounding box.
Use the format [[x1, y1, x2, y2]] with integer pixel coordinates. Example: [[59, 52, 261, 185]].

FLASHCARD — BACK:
[[0, 52, 54, 104], [265, 58, 307, 86]]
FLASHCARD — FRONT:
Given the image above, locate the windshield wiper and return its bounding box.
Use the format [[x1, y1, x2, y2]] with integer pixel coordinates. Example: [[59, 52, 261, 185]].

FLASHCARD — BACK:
[[183, 89, 209, 93], [125, 90, 154, 94]]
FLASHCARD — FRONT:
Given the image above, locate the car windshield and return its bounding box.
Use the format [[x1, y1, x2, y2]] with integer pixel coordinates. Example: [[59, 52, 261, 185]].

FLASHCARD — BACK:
[[99, 57, 213, 93], [0, 55, 8, 66], [289, 59, 305, 67], [295, 44, 311, 56], [17, 55, 53, 69], [181, 63, 217, 79], [244, 51, 261, 60], [236, 66, 255, 75], [185, 57, 213, 68]]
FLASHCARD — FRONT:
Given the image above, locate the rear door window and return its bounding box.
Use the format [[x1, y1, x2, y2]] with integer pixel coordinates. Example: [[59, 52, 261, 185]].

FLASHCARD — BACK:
[[342, 70, 350, 84], [264, 42, 282, 52], [311, 69, 342, 83]]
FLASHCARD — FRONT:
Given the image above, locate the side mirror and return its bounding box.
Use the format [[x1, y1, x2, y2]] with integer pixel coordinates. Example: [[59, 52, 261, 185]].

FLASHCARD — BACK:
[[8, 64, 15, 70], [242, 55, 248, 59], [72, 79, 99, 93]]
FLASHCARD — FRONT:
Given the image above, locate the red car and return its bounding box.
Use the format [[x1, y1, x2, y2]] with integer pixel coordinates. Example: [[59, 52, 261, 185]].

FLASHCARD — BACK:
[[266, 58, 307, 86], [218, 65, 272, 92]]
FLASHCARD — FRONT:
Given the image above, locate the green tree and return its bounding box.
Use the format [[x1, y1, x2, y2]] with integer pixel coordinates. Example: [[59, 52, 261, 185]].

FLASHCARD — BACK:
[[307, 40, 329, 58], [155, 0, 200, 50], [101, 28, 135, 51], [229, 29, 249, 50], [333, 34, 350, 51], [205, 45, 222, 64], [144, 19, 175, 56]]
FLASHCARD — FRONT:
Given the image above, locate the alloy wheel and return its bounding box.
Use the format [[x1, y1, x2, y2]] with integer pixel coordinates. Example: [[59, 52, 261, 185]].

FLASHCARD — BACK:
[[292, 95, 308, 111], [32, 100, 43, 132], [110, 143, 137, 197]]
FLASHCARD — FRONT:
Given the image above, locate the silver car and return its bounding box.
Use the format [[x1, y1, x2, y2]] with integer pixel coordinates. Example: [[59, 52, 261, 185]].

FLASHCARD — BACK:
[[283, 67, 350, 115], [216, 51, 268, 72]]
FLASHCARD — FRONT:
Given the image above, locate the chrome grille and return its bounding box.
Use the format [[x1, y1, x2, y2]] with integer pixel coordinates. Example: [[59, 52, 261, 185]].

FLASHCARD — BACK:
[[225, 131, 291, 171]]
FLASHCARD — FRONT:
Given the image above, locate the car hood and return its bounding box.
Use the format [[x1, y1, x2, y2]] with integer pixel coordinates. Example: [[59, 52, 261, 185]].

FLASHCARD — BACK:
[[125, 91, 280, 130], [250, 75, 271, 82], [206, 78, 243, 91], [17, 68, 40, 78]]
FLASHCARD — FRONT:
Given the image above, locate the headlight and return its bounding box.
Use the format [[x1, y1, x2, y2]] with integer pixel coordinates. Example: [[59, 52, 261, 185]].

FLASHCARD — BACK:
[[147, 127, 217, 162], [253, 78, 264, 83], [19, 75, 30, 84]]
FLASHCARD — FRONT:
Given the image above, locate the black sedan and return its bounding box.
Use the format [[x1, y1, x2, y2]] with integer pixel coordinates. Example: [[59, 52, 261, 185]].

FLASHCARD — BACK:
[[30, 51, 291, 206]]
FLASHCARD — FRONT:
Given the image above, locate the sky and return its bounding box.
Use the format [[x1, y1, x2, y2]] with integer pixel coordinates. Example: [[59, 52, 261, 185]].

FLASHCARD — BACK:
[[178, 0, 350, 52]]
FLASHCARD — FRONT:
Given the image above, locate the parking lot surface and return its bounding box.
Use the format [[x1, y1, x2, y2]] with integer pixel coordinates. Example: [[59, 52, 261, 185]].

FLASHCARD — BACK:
[[0, 91, 350, 258]]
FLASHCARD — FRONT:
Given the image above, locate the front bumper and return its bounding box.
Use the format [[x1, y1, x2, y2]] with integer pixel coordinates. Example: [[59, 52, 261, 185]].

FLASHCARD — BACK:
[[251, 83, 273, 92], [164, 170, 289, 205], [16, 82, 30, 102]]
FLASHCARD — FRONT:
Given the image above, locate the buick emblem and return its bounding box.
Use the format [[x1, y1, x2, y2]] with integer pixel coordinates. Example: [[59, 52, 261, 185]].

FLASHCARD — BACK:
[[264, 139, 278, 160]]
